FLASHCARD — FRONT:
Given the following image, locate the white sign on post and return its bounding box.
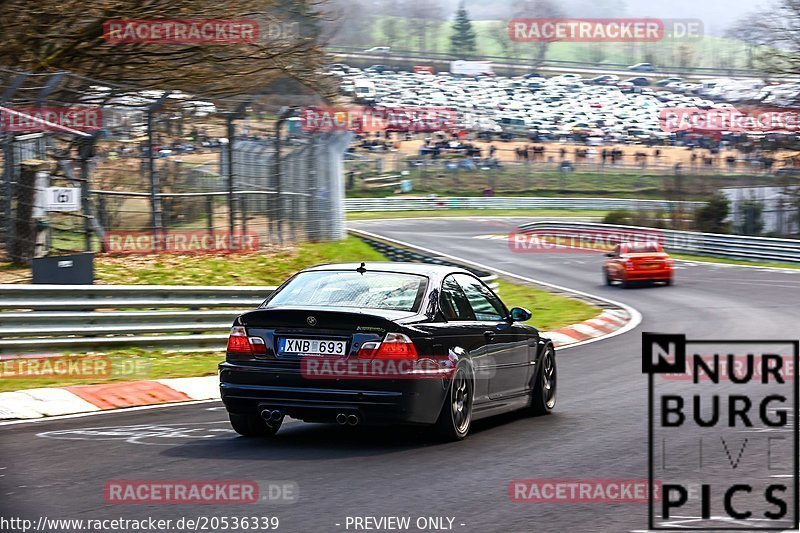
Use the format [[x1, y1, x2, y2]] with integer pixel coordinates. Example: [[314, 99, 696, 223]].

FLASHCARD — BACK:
[[44, 187, 81, 212]]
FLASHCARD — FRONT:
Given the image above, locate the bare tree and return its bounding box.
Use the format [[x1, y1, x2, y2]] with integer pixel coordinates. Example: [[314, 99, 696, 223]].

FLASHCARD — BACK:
[[640, 43, 657, 66], [0, 0, 331, 99], [587, 43, 607, 65], [404, 0, 444, 52], [512, 0, 563, 68], [325, 0, 379, 50], [730, 1, 800, 77], [485, 21, 523, 59], [725, 17, 765, 69], [675, 44, 695, 69], [382, 17, 400, 48]]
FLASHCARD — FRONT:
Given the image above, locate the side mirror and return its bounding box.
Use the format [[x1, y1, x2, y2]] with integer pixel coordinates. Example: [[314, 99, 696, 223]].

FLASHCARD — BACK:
[[510, 307, 532, 322]]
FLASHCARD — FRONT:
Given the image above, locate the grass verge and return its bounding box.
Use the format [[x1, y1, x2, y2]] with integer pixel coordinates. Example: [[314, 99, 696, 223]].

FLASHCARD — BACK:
[[671, 253, 800, 270], [93, 236, 386, 285], [0, 349, 221, 393], [495, 280, 598, 332]]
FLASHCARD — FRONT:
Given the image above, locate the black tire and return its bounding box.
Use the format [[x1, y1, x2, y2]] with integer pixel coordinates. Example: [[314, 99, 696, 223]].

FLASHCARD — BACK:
[[528, 344, 556, 416], [664, 277, 673, 286], [604, 269, 613, 286], [434, 365, 473, 441], [621, 278, 630, 289], [229, 412, 281, 437]]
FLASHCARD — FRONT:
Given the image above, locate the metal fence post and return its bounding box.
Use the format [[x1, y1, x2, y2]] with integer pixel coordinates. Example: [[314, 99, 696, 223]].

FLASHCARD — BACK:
[[147, 109, 158, 244], [206, 195, 214, 239], [0, 73, 29, 258], [274, 107, 297, 245], [226, 117, 236, 247], [274, 117, 283, 244], [147, 93, 170, 250], [78, 136, 97, 252], [2, 134, 14, 255], [225, 101, 252, 250], [307, 136, 317, 242]]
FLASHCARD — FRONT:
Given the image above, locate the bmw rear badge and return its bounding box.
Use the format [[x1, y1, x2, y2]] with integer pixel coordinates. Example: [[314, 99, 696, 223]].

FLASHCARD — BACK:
[[307, 316, 317, 326]]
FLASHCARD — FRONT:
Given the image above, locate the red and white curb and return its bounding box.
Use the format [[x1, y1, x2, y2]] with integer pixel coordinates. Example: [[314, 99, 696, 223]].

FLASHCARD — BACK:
[[0, 376, 219, 421], [547, 309, 631, 348]]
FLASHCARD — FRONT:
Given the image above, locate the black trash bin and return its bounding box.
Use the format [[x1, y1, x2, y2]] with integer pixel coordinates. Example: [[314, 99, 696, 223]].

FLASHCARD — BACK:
[[32, 252, 94, 284]]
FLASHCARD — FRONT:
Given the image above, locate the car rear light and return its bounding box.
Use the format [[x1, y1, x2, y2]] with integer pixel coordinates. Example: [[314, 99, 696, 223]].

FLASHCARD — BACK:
[[357, 332, 418, 360], [357, 341, 381, 359], [226, 326, 267, 356], [227, 326, 251, 354], [249, 336, 267, 355]]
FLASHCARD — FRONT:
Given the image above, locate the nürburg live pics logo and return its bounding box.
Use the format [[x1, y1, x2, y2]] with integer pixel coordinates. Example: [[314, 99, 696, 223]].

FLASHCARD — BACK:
[[642, 332, 798, 530]]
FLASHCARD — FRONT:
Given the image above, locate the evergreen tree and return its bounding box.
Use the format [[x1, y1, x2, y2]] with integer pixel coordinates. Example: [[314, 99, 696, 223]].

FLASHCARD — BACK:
[[694, 193, 730, 233], [450, 2, 476, 58]]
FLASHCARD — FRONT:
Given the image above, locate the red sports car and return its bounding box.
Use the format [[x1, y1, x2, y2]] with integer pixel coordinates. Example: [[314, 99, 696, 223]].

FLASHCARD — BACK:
[[603, 242, 673, 287]]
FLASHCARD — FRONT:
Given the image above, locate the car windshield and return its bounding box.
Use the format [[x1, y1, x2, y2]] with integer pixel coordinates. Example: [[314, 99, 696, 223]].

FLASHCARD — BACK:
[[264, 271, 428, 312]]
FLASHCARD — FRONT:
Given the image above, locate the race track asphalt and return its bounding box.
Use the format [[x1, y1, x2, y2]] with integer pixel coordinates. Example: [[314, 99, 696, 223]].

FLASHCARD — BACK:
[[2, 217, 798, 533]]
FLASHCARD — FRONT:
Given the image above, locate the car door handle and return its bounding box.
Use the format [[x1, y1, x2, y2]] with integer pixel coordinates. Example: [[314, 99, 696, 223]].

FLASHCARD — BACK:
[[484, 330, 496, 340]]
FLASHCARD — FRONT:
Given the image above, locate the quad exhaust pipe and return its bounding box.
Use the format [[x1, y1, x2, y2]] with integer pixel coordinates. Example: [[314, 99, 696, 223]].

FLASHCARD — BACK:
[[336, 412, 360, 426]]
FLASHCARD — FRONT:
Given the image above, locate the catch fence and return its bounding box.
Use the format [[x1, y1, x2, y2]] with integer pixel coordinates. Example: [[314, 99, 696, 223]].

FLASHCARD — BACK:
[[0, 67, 347, 263]]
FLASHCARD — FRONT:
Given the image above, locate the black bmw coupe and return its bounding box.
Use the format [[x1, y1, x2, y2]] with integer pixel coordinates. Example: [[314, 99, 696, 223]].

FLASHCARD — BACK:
[[219, 262, 556, 440]]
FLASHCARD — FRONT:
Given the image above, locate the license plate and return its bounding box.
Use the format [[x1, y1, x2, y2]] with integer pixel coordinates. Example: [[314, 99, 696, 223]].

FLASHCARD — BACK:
[[279, 338, 347, 356], [641, 263, 659, 269]]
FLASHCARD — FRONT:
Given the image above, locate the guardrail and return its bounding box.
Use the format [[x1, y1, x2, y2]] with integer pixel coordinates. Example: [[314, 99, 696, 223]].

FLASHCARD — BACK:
[[0, 261, 499, 355], [0, 286, 275, 356], [516, 221, 800, 264], [327, 46, 768, 78], [0, 285, 271, 311], [345, 197, 702, 212]]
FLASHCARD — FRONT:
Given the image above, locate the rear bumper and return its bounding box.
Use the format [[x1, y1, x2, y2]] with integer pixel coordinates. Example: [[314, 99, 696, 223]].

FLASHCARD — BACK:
[[219, 362, 449, 425], [623, 268, 672, 281]]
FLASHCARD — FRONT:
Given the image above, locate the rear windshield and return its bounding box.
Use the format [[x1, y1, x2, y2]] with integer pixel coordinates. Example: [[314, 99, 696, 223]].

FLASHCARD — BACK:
[[624, 243, 662, 253], [264, 271, 428, 312]]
